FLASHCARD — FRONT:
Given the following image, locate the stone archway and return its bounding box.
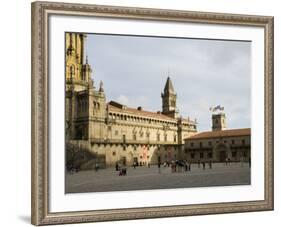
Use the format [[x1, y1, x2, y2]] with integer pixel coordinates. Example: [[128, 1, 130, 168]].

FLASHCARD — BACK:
[[214, 143, 229, 162]]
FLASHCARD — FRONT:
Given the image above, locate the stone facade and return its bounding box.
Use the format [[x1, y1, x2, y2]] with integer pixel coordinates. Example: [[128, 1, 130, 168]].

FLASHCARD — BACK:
[[65, 33, 197, 167]]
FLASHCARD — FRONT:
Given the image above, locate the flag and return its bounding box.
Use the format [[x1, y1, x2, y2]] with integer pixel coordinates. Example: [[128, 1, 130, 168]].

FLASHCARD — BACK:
[[210, 105, 224, 112]]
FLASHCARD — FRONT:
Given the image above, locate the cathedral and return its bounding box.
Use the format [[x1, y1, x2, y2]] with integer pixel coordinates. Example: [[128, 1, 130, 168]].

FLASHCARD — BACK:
[[65, 33, 197, 167]]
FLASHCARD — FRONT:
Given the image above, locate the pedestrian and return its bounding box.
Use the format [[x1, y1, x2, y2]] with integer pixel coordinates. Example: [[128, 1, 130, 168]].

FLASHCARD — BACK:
[[202, 162, 205, 170], [115, 162, 119, 171], [95, 162, 99, 171], [185, 161, 188, 172], [133, 161, 136, 169], [171, 162, 175, 173], [209, 160, 212, 169]]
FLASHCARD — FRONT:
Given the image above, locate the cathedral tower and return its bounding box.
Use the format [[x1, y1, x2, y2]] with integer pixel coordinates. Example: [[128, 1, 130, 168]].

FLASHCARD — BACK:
[[161, 77, 179, 118], [65, 33, 96, 140]]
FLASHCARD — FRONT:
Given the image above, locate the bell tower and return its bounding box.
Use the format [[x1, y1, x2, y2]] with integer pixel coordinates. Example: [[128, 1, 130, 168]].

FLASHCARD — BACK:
[[161, 77, 179, 118], [212, 113, 227, 131]]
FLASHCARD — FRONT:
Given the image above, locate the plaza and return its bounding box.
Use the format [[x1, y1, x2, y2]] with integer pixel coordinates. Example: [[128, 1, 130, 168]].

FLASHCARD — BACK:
[[65, 162, 250, 193]]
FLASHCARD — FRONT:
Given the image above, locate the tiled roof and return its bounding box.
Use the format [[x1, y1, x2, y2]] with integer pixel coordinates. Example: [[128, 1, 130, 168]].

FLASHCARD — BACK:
[[107, 101, 195, 124], [185, 128, 250, 140]]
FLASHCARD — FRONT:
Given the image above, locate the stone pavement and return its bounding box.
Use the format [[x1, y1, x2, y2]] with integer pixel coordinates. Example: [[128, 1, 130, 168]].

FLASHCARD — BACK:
[[65, 162, 250, 193]]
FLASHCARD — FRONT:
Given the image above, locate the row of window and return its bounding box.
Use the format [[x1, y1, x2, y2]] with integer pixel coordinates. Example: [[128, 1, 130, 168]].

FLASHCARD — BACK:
[[188, 139, 247, 147], [109, 112, 178, 126], [112, 151, 177, 160], [189, 151, 248, 159], [109, 128, 177, 142]]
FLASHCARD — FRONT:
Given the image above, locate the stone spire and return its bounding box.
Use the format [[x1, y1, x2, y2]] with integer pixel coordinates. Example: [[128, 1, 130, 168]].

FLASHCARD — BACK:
[[161, 77, 178, 118], [99, 80, 104, 92], [164, 77, 175, 94]]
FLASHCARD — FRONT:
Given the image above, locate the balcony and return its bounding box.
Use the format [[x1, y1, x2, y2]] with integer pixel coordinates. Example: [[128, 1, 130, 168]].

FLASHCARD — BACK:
[[90, 138, 179, 146]]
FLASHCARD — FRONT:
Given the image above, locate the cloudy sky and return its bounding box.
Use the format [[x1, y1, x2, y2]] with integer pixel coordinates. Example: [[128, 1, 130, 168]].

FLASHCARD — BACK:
[[85, 33, 251, 132]]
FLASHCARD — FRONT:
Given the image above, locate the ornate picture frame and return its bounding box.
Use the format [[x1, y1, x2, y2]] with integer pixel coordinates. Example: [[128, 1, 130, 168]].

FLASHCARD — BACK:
[[31, 1, 274, 225]]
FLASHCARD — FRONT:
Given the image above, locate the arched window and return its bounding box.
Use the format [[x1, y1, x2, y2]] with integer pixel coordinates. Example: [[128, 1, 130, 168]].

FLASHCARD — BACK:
[[69, 65, 75, 79]]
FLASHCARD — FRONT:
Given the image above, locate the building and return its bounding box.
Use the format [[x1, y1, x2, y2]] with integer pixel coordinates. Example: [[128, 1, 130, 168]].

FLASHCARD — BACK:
[[183, 113, 251, 163], [65, 33, 197, 167]]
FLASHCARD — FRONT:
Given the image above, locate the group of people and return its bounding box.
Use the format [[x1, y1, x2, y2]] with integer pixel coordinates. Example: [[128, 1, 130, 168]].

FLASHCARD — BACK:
[[197, 160, 212, 170], [114, 159, 216, 176], [162, 160, 192, 173], [115, 162, 127, 176]]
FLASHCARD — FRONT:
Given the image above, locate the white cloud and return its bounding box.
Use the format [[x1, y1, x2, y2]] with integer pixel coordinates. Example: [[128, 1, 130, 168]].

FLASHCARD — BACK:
[[116, 95, 129, 106], [86, 34, 251, 131]]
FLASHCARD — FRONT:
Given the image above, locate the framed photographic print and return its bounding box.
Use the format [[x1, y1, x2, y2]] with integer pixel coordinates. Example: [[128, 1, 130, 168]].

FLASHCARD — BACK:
[[31, 1, 274, 225]]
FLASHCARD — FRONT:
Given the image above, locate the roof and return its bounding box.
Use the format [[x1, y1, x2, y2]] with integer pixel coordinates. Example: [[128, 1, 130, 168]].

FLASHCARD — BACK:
[[185, 128, 250, 140], [164, 77, 175, 94], [107, 101, 195, 123]]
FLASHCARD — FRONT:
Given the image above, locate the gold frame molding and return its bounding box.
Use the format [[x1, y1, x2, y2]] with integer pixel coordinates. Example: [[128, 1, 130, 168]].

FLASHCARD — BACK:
[[31, 1, 274, 225]]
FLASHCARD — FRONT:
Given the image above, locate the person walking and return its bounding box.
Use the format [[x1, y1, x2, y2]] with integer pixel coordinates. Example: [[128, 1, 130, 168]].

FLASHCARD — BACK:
[[95, 162, 99, 172], [209, 160, 212, 169], [158, 162, 161, 174], [185, 161, 188, 172]]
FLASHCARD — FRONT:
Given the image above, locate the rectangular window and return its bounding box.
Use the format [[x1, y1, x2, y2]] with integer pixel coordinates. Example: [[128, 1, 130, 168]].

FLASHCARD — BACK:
[[200, 152, 204, 158], [190, 142, 194, 147], [174, 135, 177, 142], [208, 141, 212, 146], [232, 151, 237, 157], [199, 142, 203, 148], [133, 134, 137, 140], [122, 135, 126, 143], [232, 140, 235, 144], [242, 139, 245, 145], [115, 130, 118, 136], [164, 134, 167, 142], [191, 153, 195, 159], [208, 152, 213, 158], [108, 126, 112, 131], [157, 134, 160, 141], [146, 132, 150, 139]]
